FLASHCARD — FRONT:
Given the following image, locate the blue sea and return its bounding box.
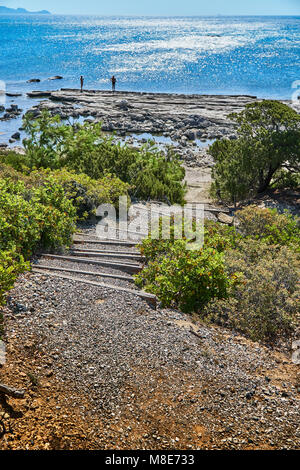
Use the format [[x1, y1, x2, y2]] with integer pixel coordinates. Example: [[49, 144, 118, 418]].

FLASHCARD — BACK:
[[0, 15, 299, 141]]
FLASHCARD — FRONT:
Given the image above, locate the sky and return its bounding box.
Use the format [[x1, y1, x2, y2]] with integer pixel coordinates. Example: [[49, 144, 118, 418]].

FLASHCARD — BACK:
[[1, 0, 300, 16]]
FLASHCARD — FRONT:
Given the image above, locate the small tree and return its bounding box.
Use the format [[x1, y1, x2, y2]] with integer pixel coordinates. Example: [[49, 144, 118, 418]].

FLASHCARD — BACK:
[[210, 100, 300, 204]]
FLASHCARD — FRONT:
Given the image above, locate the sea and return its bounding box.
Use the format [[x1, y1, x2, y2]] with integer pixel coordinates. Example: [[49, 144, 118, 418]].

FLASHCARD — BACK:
[[0, 14, 299, 142]]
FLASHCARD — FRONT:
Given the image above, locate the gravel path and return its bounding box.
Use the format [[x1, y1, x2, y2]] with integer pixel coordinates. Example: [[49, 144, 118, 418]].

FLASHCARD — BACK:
[[0, 227, 299, 450]]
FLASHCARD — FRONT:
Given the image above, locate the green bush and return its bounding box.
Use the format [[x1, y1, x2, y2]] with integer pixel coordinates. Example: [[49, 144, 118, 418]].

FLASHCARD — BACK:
[[271, 168, 300, 190], [0, 162, 131, 220], [0, 178, 76, 256], [137, 207, 299, 344], [202, 241, 299, 344], [22, 111, 186, 204], [136, 239, 239, 312], [210, 100, 300, 204], [27, 169, 130, 219], [139, 218, 238, 262], [236, 205, 300, 249], [0, 250, 29, 306], [0, 161, 131, 306]]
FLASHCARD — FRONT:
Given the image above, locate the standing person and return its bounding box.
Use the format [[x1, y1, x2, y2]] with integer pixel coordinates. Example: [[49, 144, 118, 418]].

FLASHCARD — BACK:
[[80, 75, 84, 93], [111, 75, 116, 92]]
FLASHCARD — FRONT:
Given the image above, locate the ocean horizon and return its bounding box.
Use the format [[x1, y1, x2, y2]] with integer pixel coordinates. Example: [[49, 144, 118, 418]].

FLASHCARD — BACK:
[[1, 14, 299, 143], [0, 14, 299, 98]]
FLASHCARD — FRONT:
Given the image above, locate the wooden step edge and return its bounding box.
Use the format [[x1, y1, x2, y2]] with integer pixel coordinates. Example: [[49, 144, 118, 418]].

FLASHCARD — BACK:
[[32, 269, 157, 308], [39, 254, 142, 274], [34, 265, 134, 282], [73, 238, 138, 247], [75, 229, 148, 238], [70, 247, 140, 256], [70, 250, 145, 261]]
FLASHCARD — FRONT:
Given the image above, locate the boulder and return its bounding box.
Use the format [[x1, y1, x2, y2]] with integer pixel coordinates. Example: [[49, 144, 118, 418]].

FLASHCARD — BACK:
[[116, 99, 129, 110], [48, 76, 63, 80], [218, 212, 234, 225], [6, 92, 22, 97], [27, 91, 51, 98], [185, 130, 196, 140], [11, 132, 21, 140]]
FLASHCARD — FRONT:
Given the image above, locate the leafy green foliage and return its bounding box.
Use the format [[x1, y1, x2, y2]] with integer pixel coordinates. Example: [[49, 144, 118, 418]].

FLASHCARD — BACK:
[[236, 205, 300, 249], [0, 153, 131, 306], [0, 162, 130, 220], [22, 111, 186, 204], [136, 223, 240, 312], [271, 168, 300, 191], [136, 241, 238, 312], [0, 177, 76, 256], [0, 176, 77, 305], [137, 206, 299, 344], [0, 250, 29, 306], [210, 100, 300, 204], [27, 168, 130, 219]]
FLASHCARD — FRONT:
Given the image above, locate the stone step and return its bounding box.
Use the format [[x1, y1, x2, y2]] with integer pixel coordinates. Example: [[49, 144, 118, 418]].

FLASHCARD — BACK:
[[73, 237, 138, 247], [35, 265, 135, 282], [69, 249, 144, 262], [39, 254, 142, 274], [32, 269, 157, 308]]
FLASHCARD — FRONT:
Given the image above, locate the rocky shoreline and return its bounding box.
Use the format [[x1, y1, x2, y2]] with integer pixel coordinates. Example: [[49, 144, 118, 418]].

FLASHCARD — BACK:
[[1, 89, 299, 166], [23, 90, 261, 166]]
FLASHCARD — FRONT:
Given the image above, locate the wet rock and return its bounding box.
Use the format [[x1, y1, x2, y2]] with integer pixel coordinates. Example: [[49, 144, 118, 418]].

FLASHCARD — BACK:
[[27, 91, 51, 98], [48, 76, 63, 80], [11, 132, 21, 140], [185, 130, 196, 140]]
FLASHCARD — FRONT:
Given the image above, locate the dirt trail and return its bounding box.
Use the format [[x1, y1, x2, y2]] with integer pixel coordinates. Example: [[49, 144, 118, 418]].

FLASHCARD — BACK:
[[0, 227, 299, 450]]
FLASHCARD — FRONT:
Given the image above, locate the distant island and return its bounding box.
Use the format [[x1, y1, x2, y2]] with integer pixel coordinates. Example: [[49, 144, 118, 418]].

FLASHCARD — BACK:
[[0, 6, 51, 14]]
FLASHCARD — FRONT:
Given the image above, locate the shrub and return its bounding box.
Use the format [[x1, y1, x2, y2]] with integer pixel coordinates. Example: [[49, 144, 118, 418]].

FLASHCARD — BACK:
[[210, 100, 300, 204], [0, 177, 76, 256], [202, 241, 300, 344], [271, 168, 300, 190], [139, 219, 238, 262], [137, 207, 299, 344], [136, 239, 239, 312], [27, 169, 130, 219], [22, 111, 186, 204], [0, 175, 77, 306], [236, 205, 300, 249], [0, 250, 29, 306], [0, 163, 130, 220]]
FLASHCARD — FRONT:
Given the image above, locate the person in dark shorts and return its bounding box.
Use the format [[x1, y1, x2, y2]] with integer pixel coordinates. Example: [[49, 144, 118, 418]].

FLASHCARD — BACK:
[[80, 75, 84, 92], [111, 75, 116, 92]]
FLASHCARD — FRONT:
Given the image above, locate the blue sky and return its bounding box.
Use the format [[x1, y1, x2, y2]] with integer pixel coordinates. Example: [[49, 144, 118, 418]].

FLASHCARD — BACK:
[[2, 0, 300, 15]]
